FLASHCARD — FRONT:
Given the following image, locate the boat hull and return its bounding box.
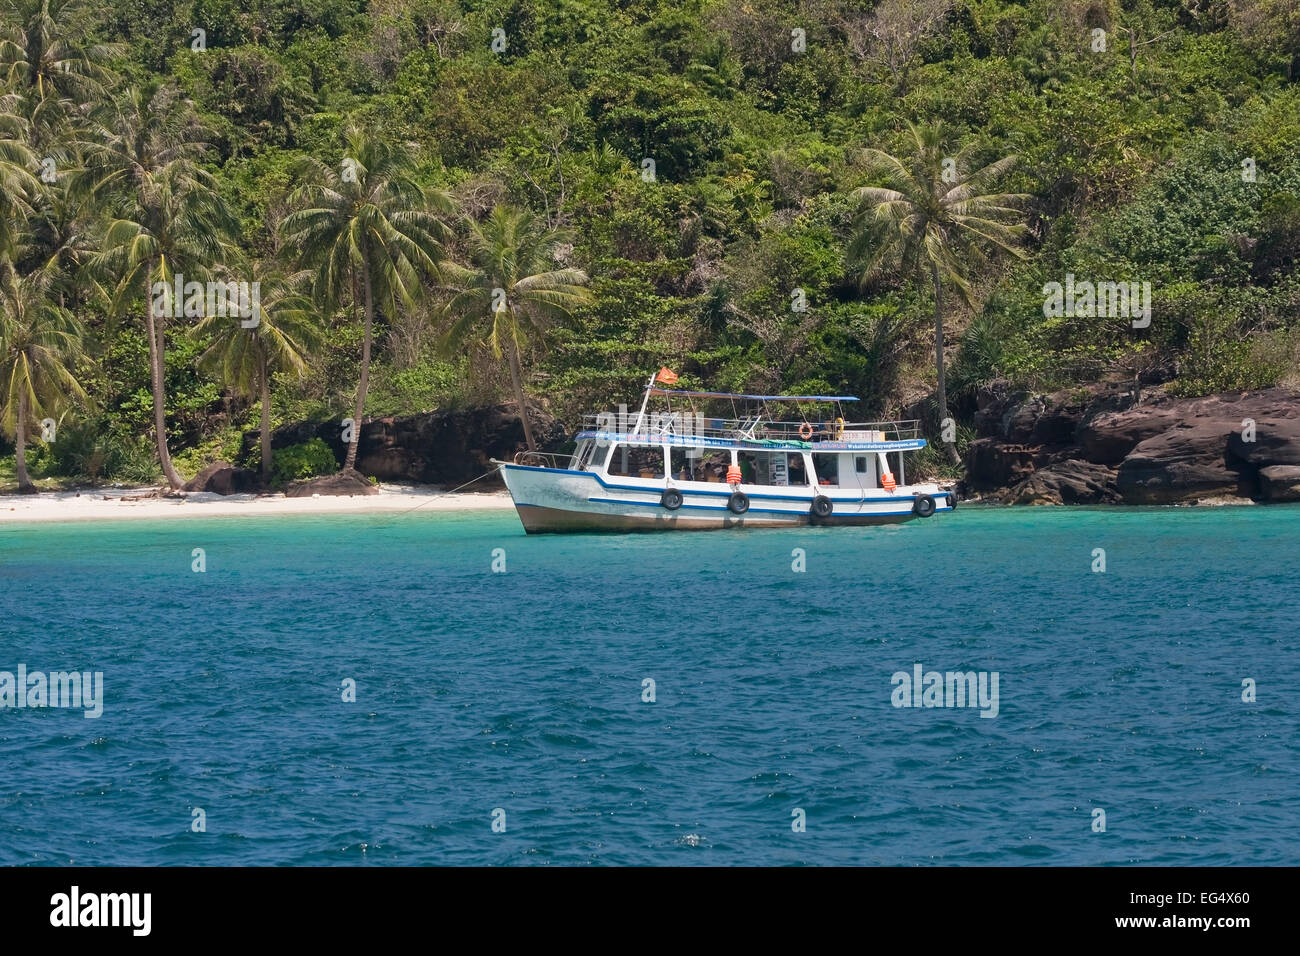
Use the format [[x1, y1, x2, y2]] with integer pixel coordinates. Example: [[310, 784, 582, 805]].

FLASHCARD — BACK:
[[514, 503, 917, 532], [498, 463, 953, 533]]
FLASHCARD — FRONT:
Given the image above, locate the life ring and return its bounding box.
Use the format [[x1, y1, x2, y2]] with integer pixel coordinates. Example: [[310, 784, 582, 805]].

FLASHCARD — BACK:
[[913, 494, 936, 518], [727, 492, 750, 514], [661, 488, 683, 510], [798, 422, 813, 440], [834, 417, 845, 439], [810, 495, 833, 519]]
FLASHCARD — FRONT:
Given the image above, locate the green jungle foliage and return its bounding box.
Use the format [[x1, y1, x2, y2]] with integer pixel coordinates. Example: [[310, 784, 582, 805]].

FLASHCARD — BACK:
[[1, 0, 1297, 487]]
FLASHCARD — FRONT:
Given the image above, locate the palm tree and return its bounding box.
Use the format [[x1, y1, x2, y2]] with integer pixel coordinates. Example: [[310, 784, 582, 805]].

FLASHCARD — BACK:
[[849, 120, 1030, 463], [1, 0, 115, 294], [0, 107, 38, 260], [0, 0, 117, 102], [441, 206, 592, 451], [80, 81, 238, 489], [193, 271, 322, 485], [0, 269, 87, 492], [279, 126, 452, 471], [0, 0, 117, 183]]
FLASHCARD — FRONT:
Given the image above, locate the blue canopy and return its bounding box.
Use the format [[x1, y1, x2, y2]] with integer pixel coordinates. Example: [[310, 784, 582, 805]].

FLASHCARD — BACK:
[[648, 388, 859, 402]]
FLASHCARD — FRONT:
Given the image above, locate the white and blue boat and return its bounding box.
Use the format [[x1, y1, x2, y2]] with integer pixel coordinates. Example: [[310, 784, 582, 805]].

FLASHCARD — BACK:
[[494, 372, 956, 533]]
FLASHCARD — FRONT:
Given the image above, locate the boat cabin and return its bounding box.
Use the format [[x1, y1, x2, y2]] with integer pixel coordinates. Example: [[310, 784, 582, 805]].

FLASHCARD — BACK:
[[571, 431, 910, 492]]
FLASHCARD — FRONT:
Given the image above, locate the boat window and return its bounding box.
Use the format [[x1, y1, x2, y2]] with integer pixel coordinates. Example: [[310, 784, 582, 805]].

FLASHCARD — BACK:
[[812, 453, 839, 487], [855, 456, 869, 474], [693, 451, 729, 483], [585, 442, 612, 471], [737, 450, 800, 485], [608, 444, 665, 478], [787, 453, 809, 486], [669, 446, 704, 481]]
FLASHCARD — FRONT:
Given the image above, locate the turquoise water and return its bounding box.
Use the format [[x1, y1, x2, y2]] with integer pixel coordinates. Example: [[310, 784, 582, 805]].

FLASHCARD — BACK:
[[1, 505, 1296, 865]]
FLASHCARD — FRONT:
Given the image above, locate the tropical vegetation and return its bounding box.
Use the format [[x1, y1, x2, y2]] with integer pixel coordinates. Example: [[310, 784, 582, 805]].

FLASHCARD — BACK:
[[0, 0, 1296, 491]]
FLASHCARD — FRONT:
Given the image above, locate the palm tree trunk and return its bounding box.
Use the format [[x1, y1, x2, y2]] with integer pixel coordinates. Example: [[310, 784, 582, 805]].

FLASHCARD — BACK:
[[932, 262, 960, 466], [505, 338, 537, 451], [260, 349, 272, 486], [15, 391, 34, 493], [343, 261, 373, 471], [145, 261, 184, 489]]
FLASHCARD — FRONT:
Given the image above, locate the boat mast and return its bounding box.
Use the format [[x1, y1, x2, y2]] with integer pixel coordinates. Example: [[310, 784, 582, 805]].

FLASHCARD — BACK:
[[630, 372, 657, 436]]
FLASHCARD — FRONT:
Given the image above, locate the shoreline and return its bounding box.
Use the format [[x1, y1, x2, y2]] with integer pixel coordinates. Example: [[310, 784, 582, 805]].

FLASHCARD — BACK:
[[0, 485, 516, 525], [1, 483, 1274, 528]]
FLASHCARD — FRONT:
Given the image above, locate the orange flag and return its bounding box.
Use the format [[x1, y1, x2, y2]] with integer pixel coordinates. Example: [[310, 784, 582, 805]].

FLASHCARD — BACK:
[[655, 367, 679, 384]]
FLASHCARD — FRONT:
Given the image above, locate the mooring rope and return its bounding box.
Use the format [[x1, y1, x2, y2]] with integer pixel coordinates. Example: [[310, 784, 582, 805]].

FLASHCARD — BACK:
[[342, 465, 504, 537]]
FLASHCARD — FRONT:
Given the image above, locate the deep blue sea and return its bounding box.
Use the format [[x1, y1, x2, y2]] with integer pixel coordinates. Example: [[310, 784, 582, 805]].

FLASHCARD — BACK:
[[0, 505, 1296, 865]]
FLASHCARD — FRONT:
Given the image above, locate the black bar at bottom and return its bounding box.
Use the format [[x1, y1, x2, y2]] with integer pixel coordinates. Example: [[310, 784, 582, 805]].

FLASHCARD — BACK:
[[0, 865, 1281, 941]]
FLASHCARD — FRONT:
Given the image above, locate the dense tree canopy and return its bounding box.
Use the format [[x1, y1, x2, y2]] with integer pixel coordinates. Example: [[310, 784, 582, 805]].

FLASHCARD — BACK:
[[1, 0, 1297, 488]]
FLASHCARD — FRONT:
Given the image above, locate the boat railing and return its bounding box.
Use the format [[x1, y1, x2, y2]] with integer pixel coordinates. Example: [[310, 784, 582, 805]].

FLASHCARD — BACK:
[[514, 450, 579, 469], [579, 414, 921, 443]]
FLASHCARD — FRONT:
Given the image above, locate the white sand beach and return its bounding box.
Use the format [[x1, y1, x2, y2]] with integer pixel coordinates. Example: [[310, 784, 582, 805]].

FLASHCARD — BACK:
[[0, 485, 515, 524]]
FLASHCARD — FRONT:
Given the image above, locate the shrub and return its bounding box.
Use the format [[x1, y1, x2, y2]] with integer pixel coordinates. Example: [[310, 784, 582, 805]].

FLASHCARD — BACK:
[[46, 423, 160, 485], [270, 439, 339, 485]]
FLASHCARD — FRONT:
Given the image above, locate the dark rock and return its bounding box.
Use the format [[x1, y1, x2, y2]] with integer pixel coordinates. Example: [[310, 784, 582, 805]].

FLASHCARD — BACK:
[[1258, 465, 1300, 502], [973, 381, 1110, 444], [1028, 391, 1088, 445], [1007, 460, 1120, 505], [1115, 423, 1253, 503], [183, 461, 260, 495], [972, 381, 1033, 439], [964, 439, 1043, 490], [1001, 394, 1046, 443], [970, 384, 1300, 505], [1076, 404, 1183, 465], [1226, 415, 1300, 467], [243, 404, 563, 488], [182, 462, 227, 491], [353, 404, 564, 486], [285, 468, 378, 497], [1081, 388, 1299, 466]]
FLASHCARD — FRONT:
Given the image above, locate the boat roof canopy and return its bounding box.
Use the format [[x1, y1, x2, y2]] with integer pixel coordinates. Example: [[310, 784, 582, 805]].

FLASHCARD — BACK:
[[574, 429, 927, 452], [648, 388, 859, 402]]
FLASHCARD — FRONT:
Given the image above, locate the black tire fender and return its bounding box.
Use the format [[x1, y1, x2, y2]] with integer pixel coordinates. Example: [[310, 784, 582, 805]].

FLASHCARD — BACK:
[[661, 488, 683, 510], [810, 495, 833, 518], [913, 494, 936, 518], [727, 492, 750, 515]]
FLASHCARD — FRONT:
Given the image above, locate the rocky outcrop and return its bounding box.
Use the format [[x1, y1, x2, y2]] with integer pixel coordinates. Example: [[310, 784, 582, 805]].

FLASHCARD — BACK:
[[1077, 407, 1185, 464], [966, 381, 1122, 504], [182, 461, 260, 495], [1115, 424, 1254, 503], [965, 440, 1045, 489], [1007, 460, 1121, 505], [965, 381, 1300, 505], [1259, 465, 1300, 502], [1227, 412, 1300, 467], [285, 468, 378, 497], [243, 404, 564, 488]]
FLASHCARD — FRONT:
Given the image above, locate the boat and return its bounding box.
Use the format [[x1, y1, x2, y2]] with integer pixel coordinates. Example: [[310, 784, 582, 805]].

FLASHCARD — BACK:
[[493, 369, 957, 533]]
